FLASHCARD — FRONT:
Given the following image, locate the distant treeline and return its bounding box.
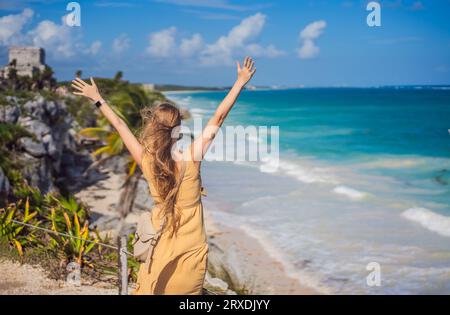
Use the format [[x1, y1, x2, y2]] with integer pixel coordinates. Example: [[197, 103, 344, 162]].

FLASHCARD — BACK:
[[155, 84, 229, 92]]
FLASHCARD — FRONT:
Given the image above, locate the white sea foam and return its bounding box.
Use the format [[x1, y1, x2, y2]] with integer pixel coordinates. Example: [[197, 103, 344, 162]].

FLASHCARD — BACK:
[[240, 195, 277, 208], [237, 224, 333, 294], [402, 208, 450, 237], [188, 107, 212, 119], [333, 185, 369, 201], [432, 86, 450, 90], [260, 156, 337, 184], [359, 158, 424, 169]]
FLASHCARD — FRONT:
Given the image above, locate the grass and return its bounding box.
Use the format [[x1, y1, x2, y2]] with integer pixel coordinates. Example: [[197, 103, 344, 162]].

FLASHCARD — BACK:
[[0, 188, 138, 287], [0, 239, 66, 281]]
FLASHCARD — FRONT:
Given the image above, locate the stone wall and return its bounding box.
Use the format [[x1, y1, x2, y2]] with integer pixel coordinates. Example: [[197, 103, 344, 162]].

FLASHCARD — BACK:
[[2, 47, 46, 78]]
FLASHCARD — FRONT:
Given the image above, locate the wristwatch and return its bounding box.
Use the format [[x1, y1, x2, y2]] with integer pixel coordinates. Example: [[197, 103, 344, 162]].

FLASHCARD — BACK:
[[95, 99, 106, 108]]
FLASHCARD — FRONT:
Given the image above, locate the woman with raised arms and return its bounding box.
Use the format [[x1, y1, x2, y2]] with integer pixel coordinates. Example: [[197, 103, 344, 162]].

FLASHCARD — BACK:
[[71, 57, 256, 295]]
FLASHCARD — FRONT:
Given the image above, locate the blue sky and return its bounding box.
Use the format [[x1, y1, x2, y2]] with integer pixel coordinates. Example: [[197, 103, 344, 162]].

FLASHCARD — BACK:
[[0, 0, 449, 86]]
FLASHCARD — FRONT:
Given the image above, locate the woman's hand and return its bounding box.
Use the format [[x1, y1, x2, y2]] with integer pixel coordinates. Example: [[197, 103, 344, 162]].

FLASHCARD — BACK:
[[236, 56, 256, 87], [71, 77, 103, 103]]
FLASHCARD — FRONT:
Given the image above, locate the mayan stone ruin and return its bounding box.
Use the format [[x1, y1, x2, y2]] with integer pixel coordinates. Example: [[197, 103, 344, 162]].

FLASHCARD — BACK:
[[1, 47, 46, 78]]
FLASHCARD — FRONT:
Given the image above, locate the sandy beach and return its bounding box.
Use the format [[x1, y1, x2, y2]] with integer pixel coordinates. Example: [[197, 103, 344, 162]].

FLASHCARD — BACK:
[[0, 260, 117, 295], [204, 212, 319, 294]]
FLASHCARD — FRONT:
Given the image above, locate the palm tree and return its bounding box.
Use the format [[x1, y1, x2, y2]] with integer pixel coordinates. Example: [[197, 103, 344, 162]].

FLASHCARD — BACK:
[[41, 66, 56, 89], [114, 71, 123, 82]]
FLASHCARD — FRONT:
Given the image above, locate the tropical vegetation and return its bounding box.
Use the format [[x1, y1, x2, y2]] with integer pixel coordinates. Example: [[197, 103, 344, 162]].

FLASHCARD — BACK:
[[0, 68, 171, 285]]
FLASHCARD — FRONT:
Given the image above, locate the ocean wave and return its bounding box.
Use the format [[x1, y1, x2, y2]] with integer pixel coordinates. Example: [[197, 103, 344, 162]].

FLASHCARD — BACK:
[[359, 158, 425, 169], [206, 207, 333, 293], [240, 195, 277, 208], [169, 95, 192, 106], [332, 186, 369, 201], [189, 107, 211, 119], [402, 208, 450, 237], [237, 223, 333, 294], [260, 156, 338, 184]]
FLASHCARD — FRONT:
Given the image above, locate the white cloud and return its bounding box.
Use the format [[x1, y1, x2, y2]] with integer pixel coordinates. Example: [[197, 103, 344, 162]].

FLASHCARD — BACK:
[[179, 33, 204, 57], [85, 40, 102, 55], [201, 13, 283, 65], [245, 43, 285, 58], [297, 39, 319, 59], [146, 13, 284, 65], [297, 20, 326, 59], [29, 18, 75, 58], [0, 8, 33, 46], [147, 27, 177, 57], [300, 20, 327, 40], [112, 33, 130, 54], [0, 8, 103, 59]]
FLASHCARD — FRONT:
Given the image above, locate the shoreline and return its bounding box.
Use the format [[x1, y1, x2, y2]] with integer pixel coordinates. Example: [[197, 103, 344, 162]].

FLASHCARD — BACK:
[[162, 89, 223, 95], [73, 156, 321, 294], [204, 209, 321, 294], [161, 90, 323, 294], [165, 89, 450, 294]]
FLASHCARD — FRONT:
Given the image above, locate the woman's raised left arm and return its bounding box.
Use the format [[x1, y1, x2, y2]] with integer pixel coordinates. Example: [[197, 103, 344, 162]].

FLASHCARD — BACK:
[[71, 77, 144, 165]]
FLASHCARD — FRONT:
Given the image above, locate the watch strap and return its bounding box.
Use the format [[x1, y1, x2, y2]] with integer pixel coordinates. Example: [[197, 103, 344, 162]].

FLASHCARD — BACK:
[[95, 99, 105, 108]]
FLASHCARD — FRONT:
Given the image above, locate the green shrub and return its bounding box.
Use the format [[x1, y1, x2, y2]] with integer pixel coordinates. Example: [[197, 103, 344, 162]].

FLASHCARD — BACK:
[[0, 198, 41, 256]]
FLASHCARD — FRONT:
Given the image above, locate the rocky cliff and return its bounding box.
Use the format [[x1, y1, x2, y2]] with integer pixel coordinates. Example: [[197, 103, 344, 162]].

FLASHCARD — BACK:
[[0, 94, 92, 196]]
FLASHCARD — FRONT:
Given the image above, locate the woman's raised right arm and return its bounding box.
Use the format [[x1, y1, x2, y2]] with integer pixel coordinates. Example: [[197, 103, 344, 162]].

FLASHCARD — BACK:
[[191, 57, 256, 162]]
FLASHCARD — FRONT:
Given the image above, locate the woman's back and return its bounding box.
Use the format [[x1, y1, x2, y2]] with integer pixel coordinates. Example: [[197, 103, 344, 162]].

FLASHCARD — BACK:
[[142, 153, 203, 211], [134, 152, 208, 294]]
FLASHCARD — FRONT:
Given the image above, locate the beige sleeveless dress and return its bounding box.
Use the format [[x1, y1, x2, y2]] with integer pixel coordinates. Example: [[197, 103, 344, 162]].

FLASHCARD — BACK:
[[133, 152, 208, 295]]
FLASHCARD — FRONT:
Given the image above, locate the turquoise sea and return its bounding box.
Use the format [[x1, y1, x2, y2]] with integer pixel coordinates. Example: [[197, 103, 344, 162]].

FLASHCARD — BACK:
[[166, 87, 450, 294]]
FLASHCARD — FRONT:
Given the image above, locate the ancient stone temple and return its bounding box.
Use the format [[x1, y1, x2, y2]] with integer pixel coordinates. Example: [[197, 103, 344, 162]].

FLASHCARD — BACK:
[[1, 47, 46, 78]]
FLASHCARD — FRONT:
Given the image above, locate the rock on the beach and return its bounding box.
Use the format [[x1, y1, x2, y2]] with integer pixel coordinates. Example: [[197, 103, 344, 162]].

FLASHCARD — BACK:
[[205, 273, 229, 291]]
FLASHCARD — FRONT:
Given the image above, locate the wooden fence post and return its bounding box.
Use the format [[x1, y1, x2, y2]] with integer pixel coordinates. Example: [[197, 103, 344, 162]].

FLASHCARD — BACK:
[[118, 235, 128, 295]]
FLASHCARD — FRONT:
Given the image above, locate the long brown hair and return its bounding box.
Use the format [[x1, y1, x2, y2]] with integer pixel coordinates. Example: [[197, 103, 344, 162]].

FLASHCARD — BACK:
[[139, 103, 182, 235]]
